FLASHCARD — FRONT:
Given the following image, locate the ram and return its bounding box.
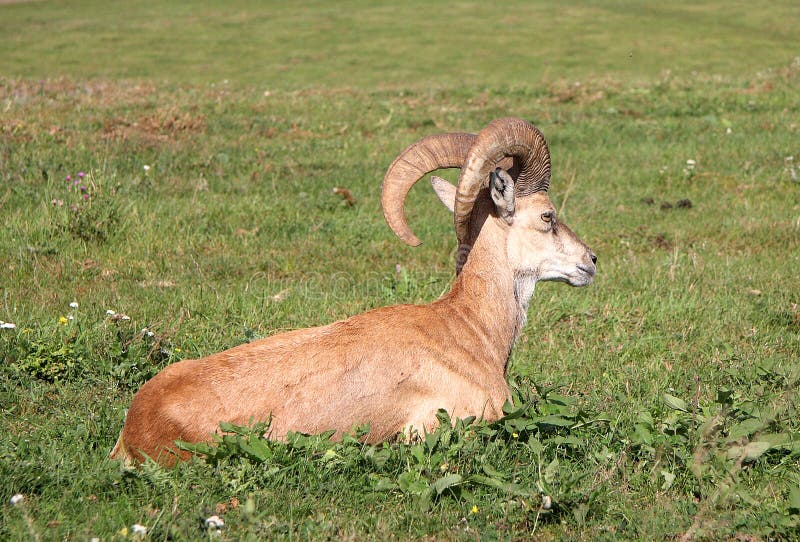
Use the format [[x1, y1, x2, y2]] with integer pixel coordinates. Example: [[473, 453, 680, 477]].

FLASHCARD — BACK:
[[111, 117, 597, 465]]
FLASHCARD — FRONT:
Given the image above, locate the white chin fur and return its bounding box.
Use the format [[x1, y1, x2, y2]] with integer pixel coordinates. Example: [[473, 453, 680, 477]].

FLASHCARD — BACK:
[[514, 274, 537, 310]]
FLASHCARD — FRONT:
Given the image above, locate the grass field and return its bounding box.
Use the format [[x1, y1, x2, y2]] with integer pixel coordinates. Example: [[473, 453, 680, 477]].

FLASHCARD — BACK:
[[2, 1, 800, 540]]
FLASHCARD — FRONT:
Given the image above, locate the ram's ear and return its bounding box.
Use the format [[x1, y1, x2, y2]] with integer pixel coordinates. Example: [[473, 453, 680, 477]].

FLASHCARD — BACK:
[[490, 168, 515, 224], [430, 175, 456, 213]]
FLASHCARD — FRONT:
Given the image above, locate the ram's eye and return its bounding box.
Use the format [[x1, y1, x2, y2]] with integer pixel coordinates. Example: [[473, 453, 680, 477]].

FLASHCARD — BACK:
[[541, 212, 554, 223]]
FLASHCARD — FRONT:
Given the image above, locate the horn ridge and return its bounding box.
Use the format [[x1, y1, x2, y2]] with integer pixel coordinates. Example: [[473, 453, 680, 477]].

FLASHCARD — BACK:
[[454, 118, 551, 247], [381, 132, 476, 246]]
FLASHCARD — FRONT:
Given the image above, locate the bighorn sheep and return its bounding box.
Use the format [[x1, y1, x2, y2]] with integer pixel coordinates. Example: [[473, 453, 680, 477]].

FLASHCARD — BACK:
[[111, 117, 597, 465]]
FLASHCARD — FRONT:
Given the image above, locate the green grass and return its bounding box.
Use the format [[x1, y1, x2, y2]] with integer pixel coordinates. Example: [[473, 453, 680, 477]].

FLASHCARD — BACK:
[[2, 0, 799, 88], [2, 1, 800, 540]]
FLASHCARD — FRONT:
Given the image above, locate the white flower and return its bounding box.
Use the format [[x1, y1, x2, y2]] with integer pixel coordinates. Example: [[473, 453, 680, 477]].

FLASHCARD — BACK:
[[726, 127, 732, 134], [106, 309, 116, 316], [542, 495, 552, 510], [67, 315, 74, 321], [143, 165, 151, 172], [69, 301, 79, 309], [0, 321, 17, 330], [685, 159, 696, 168], [10, 493, 24, 506], [131, 523, 147, 536], [205, 515, 225, 529]]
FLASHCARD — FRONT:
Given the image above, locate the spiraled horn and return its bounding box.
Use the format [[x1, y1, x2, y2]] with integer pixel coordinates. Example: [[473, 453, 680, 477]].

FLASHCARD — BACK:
[[454, 118, 551, 247], [381, 132, 476, 246]]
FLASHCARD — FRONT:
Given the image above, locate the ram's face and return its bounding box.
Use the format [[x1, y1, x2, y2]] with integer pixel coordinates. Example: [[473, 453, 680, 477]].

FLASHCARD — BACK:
[[506, 193, 596, 286]]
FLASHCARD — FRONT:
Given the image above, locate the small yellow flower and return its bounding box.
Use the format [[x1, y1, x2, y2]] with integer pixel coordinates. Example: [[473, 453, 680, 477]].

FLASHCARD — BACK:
[[470, 505, 478, 514], [512, 432, 519, 439], [58, 316, 68, 325], [175, 347, 182, 352]]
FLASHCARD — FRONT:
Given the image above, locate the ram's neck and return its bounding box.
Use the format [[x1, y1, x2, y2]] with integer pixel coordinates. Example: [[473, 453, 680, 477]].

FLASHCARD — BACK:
[[435, 220, 533, 375]]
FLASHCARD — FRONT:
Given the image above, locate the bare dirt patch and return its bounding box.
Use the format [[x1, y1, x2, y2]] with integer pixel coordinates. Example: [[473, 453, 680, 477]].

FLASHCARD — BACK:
[[102, 105, 206, 144], [1, 77, 157, 109]]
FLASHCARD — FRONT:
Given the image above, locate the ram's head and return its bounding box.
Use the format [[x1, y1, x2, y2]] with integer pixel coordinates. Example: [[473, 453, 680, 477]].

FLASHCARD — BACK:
[[381, 117, 596, 286]]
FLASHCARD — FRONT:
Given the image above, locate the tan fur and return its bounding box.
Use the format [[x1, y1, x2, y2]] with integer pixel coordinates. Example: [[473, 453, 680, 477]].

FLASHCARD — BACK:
[[111, 178, 595, 467]]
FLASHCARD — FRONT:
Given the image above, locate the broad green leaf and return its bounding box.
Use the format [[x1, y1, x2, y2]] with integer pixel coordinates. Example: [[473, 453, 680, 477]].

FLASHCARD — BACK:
[[636, 411, 655, 428], [482, 464, 508, 480], [468, 474, 506, 490], [528, 437, 543, 455], [727, 418, 766, 440], [544, 458, 560, 485], [741, 441, 772, 461], [735, 489, 757, 506], [371, 477, 397, 492], [415, 487, 434, 511], [550, 435, 584, 447], [176, 440, 213, 455], [662, 393, 689, 412], [410, 445, 426, 465], [727, 441, 771, 461], [432, 473, 463, 495], [438, 428, 452, 448], [633, 423, 653, 445], [573, 503, 589, 526], [505, 418, 528, 432], [468, 475, 534, 497], [221, 434, 240, 448], [460, 416, 477, 428], [239, 438, 270, 461], [715, 388, 734, 405], [789, 486, 800, 513], [424, 430, 439, 452], [537, 415, 574, 427], [218, 421, 249, 435], [397, 471, 428, 495], [758, 433, 790, 446], [661, 470, 675, 490], [545, 393, 577, 406], [365, 446, 391, 468], [435, 409, 453, 428], [758, 433, 800, 454]]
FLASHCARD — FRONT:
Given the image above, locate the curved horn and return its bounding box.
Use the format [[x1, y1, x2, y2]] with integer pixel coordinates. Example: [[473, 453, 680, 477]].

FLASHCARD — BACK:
[[381, 132, 476, 246], [454, 118, 551, 246]]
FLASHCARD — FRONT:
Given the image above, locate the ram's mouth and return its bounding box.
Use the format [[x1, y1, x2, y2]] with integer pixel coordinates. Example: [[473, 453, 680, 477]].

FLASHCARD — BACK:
[[567, 264, 596, 287], [576, 263, 596, 278]]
